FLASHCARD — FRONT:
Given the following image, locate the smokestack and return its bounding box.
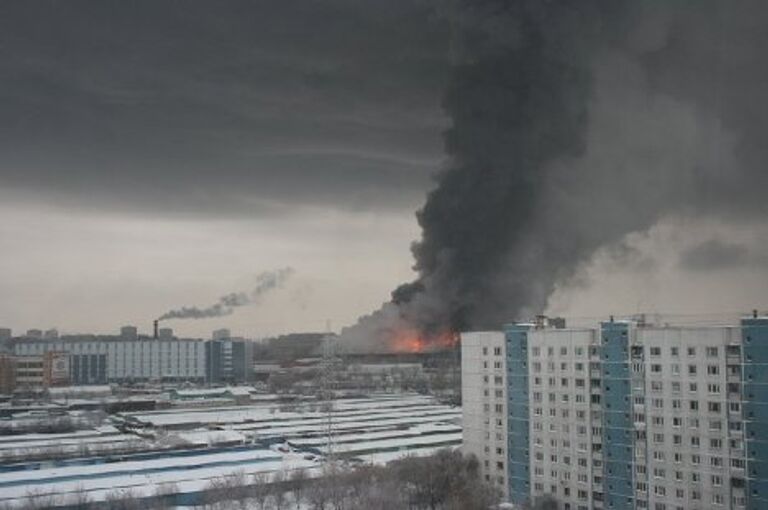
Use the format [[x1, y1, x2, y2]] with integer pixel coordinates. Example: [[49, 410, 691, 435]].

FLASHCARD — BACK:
[[754, 309, 758, 319], [153, 320, 159, 340]]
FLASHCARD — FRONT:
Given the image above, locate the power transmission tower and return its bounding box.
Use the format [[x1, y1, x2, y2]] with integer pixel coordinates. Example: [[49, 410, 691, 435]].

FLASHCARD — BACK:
[[321, 322, 336, 462]]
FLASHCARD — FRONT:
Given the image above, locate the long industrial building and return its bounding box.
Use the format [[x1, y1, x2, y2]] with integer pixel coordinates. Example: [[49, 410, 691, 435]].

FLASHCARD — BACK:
[[462, 314, 768, 510], [7, 330, 253, 386]]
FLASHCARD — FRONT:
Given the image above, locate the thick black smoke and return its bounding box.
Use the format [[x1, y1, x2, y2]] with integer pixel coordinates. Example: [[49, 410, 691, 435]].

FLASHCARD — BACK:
[[342, 0, 768, 349], [158, 268, 294, 320]]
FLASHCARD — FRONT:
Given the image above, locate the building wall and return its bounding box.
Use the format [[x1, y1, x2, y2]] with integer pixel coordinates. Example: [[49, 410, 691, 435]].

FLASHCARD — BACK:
[[14, 355, 44, 388], [601, 321, 634, 510], [632, 326, 742, 509], [43, 351, 70, 386], [462, 317, 763, 510], [506, 324, 531, 505], [742, 317, 768, 510], [0, 354, 15, 393], [461, 331, 508, 499], [528, 327, 596, 510], [13, 338, 206, 383]]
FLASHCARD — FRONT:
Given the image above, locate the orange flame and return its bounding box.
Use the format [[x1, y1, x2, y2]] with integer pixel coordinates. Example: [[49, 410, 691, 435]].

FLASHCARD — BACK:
[[389, 329, 458, 353]]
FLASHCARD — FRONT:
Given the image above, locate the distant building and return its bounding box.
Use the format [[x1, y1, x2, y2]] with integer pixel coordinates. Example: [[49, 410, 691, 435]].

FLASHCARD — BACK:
[[266, 332, 325, 360], [13, 336, 205, 383], [25, 329, 43, 339], [42, 351, 70, 387], [14, 355, 45, 388], [206, 339, 254, 383], [0, 354, 15, 394], [120, 326, 138, 341], [158, 328, 174, 340], [0, 328, 12, 342], [70, 352, 107, 385], [212, 328, 231, 341], [168, 386, 254, 405], [10, 333, 257, 385]]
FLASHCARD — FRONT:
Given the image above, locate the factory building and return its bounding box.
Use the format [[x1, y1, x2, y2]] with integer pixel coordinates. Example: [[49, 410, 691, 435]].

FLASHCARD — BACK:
[[10, 330, 254, 385], [120, 326, 138, 341], [14, 337, 206, 383], [205, 338, 254, 383], [0, 354, 16, 393], [462, 314, 767, 510], [0, 351, 70, 393]]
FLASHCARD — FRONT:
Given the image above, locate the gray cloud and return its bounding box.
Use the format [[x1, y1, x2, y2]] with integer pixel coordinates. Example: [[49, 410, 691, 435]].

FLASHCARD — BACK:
[[0, 1, 452, 217]]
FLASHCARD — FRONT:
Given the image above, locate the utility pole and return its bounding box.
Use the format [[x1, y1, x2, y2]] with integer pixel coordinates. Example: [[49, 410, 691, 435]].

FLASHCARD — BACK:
[[321, 320, 335, 462]]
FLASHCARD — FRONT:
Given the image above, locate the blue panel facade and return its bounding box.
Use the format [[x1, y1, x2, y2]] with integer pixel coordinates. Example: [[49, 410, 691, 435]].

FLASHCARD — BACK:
[[600, 321, 633, 510], [69, 353, 107, 384], [205, 340, 223, 383], [743, 317, 768, 510], [505, 324, 530, 505]]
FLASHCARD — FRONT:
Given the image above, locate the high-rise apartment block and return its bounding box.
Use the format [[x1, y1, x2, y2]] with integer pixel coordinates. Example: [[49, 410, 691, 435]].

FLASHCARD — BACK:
[[462, 314, 768, 510], [462, 331, 509, 498]]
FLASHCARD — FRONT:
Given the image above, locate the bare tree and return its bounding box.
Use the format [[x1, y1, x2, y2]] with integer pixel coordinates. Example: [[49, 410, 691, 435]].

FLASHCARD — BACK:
[[67, 483, 91, 510], [269, 470, 288, 510], [328, 463, 354, 510], [104, 488, 141, 510], [250, 472, 271, 510], [305, 477, 330, 510], [151, 482, 179, 510], [289, 467, 308, 509], [20, 489, 59, 510], [202, 476, 230, 510], [226, 470, 251, 510], [345, 464, 375, 506]]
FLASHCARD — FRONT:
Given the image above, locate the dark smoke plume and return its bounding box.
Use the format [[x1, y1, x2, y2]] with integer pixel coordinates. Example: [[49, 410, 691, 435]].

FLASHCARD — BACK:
[[158, 268, 294, 320], [342, 0, 768, 349]]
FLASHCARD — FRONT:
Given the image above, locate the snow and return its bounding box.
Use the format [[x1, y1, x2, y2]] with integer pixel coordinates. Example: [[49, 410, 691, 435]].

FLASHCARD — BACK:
[[0, 394, 462, 506]]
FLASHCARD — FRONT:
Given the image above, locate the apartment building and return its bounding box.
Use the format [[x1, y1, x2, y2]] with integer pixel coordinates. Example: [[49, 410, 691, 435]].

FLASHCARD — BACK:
[[462, 331, 508, 498], [462, 314, 768, 510]]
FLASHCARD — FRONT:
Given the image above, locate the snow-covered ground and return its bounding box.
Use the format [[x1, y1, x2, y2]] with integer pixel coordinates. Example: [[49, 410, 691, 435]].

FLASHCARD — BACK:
[[0, 393, 461, 507]]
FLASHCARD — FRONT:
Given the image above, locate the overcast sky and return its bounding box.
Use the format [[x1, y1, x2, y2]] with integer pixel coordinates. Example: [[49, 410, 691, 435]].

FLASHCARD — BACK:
[[1, 1, 766, 339], [0, 1, 453, 338]]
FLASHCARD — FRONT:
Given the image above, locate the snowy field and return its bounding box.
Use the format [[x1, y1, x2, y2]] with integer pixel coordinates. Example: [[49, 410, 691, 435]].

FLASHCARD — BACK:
[[0, 393, 461, 507]]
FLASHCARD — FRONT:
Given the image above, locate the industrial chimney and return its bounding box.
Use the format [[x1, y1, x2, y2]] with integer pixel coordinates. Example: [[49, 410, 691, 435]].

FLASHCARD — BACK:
[[153, 320, 159, 340]]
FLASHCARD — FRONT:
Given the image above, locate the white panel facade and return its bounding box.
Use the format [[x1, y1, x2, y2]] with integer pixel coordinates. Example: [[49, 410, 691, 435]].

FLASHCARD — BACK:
[[461, 331, 508, 498], [13, 338, 206, 382], [528, 328, 597, 510]]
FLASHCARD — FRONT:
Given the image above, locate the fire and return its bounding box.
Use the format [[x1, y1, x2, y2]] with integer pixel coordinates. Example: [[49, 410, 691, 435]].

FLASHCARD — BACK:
[[389, 329, 458, 353]]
